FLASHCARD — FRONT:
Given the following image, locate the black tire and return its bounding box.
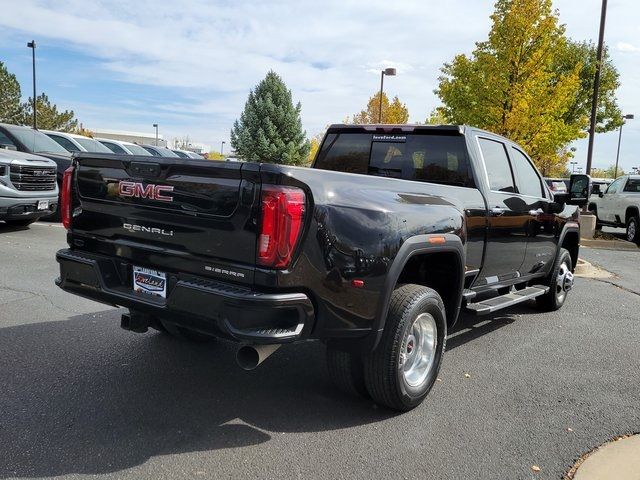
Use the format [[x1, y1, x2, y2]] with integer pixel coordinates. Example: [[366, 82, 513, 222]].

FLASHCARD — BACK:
[[4, 218, 36, 227], [159, 320, 216, 343], [363, 284, 446, 411], [589, 205, 602, 230], [626, 216, 640, 245], [536, 248, 573, 312], [326, 347, 368, 398]]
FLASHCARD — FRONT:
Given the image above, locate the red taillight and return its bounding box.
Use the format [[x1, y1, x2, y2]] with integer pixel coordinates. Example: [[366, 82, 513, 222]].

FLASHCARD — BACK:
[[61, 165, 74, 229], [257, 185, 306, 269]]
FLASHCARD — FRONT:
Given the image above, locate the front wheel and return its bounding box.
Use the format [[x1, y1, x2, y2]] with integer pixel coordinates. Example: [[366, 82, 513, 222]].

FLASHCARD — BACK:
[[626, 216, 640, 245], [536, 248, 573, 312], [363, 284, 446, 411]]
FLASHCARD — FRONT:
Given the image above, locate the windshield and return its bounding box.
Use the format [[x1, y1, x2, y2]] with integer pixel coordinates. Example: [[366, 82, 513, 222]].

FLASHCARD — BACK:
[[125, 144, 152, 155], [74, 137, 112, 153], [7, 126, 69, 154]]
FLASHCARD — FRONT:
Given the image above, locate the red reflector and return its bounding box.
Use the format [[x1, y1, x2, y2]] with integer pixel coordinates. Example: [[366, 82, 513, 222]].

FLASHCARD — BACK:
[[61, 165, 74, 229], [257, 185, 306, 269], [351, 279, 365, 288]]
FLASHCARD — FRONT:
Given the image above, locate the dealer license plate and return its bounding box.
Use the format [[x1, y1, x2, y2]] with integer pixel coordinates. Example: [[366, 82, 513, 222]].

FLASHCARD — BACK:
[[133, 266, 167, 298], [37, 200, 49, 210]]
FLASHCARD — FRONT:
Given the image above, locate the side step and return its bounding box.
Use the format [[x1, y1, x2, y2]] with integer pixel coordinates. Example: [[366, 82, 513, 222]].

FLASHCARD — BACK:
[[465, 286, 549, 315]]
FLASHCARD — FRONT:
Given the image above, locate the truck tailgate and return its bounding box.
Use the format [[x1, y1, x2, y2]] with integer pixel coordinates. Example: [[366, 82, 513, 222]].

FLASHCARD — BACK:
[[72, 155, 260, 284]]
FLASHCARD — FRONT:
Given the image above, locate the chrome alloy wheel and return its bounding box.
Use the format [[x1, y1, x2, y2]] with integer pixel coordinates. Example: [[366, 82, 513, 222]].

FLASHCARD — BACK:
[[556, 262, 573, 303], [400, 313, 438, 387]]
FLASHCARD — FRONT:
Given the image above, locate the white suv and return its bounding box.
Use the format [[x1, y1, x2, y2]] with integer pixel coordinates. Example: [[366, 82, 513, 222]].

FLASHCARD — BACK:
[[42, 130, 113, 154], [589, 175, 640, 244]]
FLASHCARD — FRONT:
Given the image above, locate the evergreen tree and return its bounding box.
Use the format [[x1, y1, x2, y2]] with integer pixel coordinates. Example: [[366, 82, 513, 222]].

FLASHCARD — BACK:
[[231, 71, 309, 165], [0, 61, 25, 124], [22, 93, 78, 131]]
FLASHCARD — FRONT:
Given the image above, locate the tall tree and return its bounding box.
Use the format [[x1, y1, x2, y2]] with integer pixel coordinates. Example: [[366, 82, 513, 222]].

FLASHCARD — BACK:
[[22, 93, 78, 131], [434, 0, 620, 176], [231, 71, 309, 165], [351, 92, 409, 124], [0, 61, 25, 124]]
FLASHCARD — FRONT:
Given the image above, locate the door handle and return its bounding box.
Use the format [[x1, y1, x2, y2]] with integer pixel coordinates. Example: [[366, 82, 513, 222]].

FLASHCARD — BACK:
[[529, 208, 544, 216], [491, 207, 505, 216]]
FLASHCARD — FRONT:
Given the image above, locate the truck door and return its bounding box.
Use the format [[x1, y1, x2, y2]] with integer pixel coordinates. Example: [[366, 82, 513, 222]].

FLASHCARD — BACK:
[[600, 178, 623, 222], [476, 137, 528, 283], [507, 146, 556, 275]]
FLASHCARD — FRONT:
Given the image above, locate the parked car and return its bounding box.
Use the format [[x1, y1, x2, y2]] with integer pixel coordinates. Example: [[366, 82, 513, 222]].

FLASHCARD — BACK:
[[0, 123, 72, 220], [544, 177, 569, 194], [588, 174, 640, 244], [139, 144, 180, 157], [42, 130, 113, 154], [0, 147, 59, 227], [95, 138, 153, 156], [55, 124, 588, 411], [171, 149, 204, 159]]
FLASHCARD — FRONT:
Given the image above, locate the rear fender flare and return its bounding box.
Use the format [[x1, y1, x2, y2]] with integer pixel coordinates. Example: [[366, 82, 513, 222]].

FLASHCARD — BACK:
[[369, 233, 465, 352]]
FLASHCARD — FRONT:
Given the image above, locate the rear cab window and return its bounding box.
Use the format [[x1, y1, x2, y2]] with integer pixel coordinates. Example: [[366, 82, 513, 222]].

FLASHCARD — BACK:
[[314, 131, 475, 187]]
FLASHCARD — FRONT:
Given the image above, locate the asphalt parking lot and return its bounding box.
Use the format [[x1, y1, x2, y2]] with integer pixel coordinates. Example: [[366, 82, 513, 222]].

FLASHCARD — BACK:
[[1, 223, 639, 480]]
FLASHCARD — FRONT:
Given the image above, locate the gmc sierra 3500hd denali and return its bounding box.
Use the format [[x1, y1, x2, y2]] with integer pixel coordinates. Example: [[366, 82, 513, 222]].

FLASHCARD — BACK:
[[55, 124, 590, 411]]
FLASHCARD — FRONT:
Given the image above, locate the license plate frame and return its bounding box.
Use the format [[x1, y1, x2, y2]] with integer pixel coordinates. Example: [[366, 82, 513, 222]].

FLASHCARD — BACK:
[[132, 266, 167, 298], [37, 200, 49, 210]]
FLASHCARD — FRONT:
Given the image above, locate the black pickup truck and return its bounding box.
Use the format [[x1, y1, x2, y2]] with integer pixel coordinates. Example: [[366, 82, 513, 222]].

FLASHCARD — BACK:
[[55, 124, 590, 411]]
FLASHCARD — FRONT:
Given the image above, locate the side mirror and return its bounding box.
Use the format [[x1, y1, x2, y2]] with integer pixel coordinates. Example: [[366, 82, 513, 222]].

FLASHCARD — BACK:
[[567, 174, 591, 206], [598, 191, 604, 198]]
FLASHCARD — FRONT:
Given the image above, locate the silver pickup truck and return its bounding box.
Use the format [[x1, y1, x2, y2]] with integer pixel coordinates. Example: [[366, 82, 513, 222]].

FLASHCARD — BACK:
[[0, 148, 59, 227]]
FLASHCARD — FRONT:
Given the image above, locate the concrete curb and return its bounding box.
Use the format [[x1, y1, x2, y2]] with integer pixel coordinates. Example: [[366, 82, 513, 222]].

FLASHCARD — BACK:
[[574, 259, 614, 279], [580, 237, 638, 251], [566, 434, 640, 480]]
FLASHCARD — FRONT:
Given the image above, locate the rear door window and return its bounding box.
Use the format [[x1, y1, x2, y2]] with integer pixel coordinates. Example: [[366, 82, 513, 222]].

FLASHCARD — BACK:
[[623, 179, 640, 192], [478, 138, 515, 193], [509, 147, 543, 198]]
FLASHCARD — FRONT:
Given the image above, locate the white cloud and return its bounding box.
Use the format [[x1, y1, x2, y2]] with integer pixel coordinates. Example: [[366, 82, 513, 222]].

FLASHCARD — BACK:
[[0, 0, 639, 170], [617, 41, 640, 53]]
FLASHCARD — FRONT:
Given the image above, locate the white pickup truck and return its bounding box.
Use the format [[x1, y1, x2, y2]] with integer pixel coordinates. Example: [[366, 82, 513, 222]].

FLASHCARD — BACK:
[[589, 174, 640, 244]]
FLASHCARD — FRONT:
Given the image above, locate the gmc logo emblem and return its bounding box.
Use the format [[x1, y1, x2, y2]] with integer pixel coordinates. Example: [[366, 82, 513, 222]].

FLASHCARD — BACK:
[[118, 181, 174, 202]]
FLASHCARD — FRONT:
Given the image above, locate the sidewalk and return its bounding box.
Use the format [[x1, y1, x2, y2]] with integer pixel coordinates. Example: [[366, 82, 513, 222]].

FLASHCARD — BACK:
[[567, 435, 640, 480]]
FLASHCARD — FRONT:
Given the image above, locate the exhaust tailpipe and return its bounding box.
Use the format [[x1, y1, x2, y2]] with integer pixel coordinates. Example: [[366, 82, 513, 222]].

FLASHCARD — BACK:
[[236, 344, 281, 370]]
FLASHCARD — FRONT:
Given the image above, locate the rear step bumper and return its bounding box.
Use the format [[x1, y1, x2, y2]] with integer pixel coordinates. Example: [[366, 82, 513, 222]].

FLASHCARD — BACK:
[[55, 248, 314, 343]]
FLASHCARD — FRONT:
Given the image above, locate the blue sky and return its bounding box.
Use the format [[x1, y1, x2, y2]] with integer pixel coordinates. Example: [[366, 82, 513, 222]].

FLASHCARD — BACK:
[[0, 0, 638, 171]]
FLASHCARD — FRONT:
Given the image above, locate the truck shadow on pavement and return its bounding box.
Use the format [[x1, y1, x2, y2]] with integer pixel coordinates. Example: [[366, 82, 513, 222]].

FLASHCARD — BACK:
[[0, 310, 395, 478], [0, 303, 539, 478]]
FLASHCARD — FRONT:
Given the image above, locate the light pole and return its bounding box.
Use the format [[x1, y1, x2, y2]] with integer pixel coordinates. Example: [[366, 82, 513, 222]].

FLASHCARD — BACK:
[[27, 40, 37, 129], [378, 67, 396, 123], [153, 124, 158, 146], [585, 0, 608, 175], [570, 161, 578, 173], [221, 141, 225, 155], [614, 114, 634, 178]]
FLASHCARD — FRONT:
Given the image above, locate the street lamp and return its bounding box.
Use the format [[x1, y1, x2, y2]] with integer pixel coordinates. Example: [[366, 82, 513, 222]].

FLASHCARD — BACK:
[[570, 161, 578, 173], [221, 141, 225, 155], [152, 124, 158, 146], [378, 67, 396, 123], [614, 114, 634, 178], [26, 40, 37, 129]]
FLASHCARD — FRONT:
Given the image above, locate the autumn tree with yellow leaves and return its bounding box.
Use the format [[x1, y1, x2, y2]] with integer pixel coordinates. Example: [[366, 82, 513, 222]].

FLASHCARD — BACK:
[[351, 92, 409, 124], [434, 0, 621, 176]]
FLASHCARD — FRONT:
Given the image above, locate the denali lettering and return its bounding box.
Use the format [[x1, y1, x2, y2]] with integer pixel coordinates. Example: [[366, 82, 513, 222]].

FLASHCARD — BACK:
[[123, 223, 174, 236], [118, 181, 174, 202]]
